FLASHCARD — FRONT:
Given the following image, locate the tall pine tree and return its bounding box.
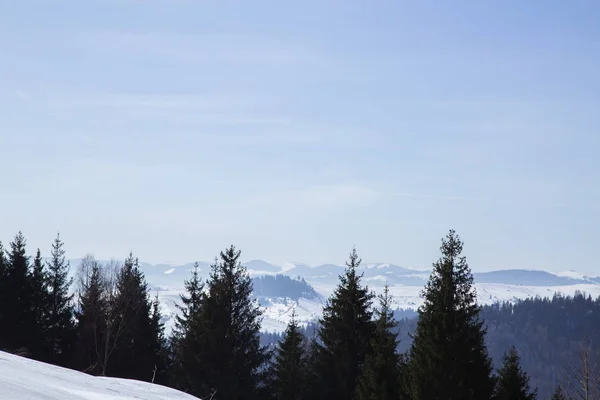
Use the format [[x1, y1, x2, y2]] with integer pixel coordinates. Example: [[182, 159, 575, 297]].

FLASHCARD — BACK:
[[407, 230, 495, 400], [173, 262, 204, 340], [304, 334, 323, 400], [170, 262, 204, 391], [45, 233, 76, 365], [3, 232, 34, 354], [355, 284, 402, 400], [149, 294, 168, 384], [269, 311, 307, 400], [29, 248, 50, 361], [494, 346, 538, 400], [109, 253, 163, 381], [188, 246, 269, 399], [74, 260, 108, 375], [314, 247, 375, 400]]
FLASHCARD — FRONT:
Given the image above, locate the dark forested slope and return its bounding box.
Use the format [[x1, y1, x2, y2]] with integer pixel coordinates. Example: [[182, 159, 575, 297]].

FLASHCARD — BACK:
[[262, 292, 600, 399]]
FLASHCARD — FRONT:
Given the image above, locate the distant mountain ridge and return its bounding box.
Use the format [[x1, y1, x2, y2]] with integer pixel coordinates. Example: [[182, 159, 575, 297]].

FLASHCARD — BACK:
[[63, 257, 600, 288], [61, 257, 600, 334]]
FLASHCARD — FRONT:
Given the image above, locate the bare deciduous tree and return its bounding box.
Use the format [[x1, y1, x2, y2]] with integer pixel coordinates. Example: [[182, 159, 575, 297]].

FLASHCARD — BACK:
[[76, 257, 132, 376], [561, 337, 600, 400]]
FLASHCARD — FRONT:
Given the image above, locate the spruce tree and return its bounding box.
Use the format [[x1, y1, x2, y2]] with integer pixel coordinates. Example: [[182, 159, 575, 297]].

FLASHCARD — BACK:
[[304, 334, 323, 400], [173, 262, 204, 339], [315, 247, 375, 400], [270, 311, 307, 400], [189, 246, 269, 399], [149, 294, 168, 384], [170, 262, 204, 391], [407, 230, 495, 400], [29, 248, 50, 361], [109, 253, 161, 381], [45, 233, 76, 365], [4, 232, 34, 354], [356, 284, 402, 400], [74, 261, 108, 375], [494, 346, 537, 400]]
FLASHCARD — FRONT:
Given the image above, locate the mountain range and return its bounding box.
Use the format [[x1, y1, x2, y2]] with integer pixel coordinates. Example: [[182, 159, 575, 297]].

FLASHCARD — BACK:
[[64, 258, 600, 333]]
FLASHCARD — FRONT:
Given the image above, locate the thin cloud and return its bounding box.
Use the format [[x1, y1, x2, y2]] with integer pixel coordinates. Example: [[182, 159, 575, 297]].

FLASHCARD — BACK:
[[13, 89, 289, 127], [390, 192, 473, 201], [15, 91, 274, 112], [73, 30, 330, 68], [299, 184, 381, 209]]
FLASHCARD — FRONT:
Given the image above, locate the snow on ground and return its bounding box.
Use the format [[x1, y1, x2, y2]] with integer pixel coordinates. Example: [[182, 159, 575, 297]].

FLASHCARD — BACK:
[[0, 351, 198, 400], [556, 270, 594, 280], [259, 297, 325, 332]]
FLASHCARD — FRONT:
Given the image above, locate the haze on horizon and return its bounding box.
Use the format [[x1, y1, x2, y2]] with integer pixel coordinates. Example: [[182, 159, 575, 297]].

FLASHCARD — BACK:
[[1, 1, 599, 274]]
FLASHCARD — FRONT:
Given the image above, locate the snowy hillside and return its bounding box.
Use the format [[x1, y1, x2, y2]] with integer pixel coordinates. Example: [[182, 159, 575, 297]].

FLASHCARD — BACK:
[[0, 350, 198, 400]]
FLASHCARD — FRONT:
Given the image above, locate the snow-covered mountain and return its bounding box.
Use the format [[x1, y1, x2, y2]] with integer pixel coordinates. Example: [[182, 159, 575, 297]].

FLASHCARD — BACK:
[[66, 258, 600, 334], [0, 350, 197, 400]]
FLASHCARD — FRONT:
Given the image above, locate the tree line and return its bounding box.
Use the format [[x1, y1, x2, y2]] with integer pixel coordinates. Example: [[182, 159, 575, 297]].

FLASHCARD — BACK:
[[0, 232, 167, 383], [0, 229, 573, 399]]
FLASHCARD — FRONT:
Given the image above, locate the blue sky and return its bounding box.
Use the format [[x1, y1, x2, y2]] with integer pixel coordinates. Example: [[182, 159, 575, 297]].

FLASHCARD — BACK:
[[1, 0, 599, 273]]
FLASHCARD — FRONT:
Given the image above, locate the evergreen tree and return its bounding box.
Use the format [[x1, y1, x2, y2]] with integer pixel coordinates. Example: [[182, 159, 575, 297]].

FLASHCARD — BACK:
[[149, 294, 168, 385], [3, 232, 34, 354], [173, 262, 204, 339], [45, 233, 76, 365], [549, 385, 567, 400], [170, 262, 204, 391], [304, 334, 323, 400], [494, 346, 537, 400], [29, 248, 50, 361], [270, 311, 307, 400], [109, 253, 161, 381], [356, 284, 402, 400], [407, 230, 495, 400], [74, 261, 108, 375], [189, 246, 269, 399], [315, 247, 376, 400], [398, 353, 411, 399]]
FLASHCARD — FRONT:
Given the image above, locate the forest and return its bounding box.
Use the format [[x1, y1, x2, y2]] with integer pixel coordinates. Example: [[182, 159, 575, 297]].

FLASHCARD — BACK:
[[0, 229, 596, 399]]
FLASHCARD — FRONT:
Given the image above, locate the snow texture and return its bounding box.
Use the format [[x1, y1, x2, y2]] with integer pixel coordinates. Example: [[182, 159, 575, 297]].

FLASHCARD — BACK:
[[0, 351, 198, 400]]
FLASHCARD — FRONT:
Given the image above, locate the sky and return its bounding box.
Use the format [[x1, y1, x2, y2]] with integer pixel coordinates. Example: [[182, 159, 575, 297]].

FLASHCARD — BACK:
[[1, 0, 599, 273]]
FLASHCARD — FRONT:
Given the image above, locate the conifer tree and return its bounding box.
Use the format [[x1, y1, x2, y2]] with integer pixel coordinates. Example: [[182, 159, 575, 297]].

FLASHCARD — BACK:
[[494, 346, 538, 400], [315, 247, 375, 400], [109, 253, 161, 381], [74, 261, 108, 375], [356, 284, 402, 400], [304, 334, 323, 400], [173, 262, 204, 339], [29, 248, 50, 361], [4, 232, 34, 353], [149, 294, 168, 384], [270, 311, 307, 400], [407, 230, 495, 400], [189, 246, 269, 399], [45, 233, 76, 365], [170, 262, 204, 391]]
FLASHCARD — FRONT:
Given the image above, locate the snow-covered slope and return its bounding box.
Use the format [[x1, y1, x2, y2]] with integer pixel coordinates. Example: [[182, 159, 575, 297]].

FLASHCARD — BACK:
[[0, 350, 198, 400]]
